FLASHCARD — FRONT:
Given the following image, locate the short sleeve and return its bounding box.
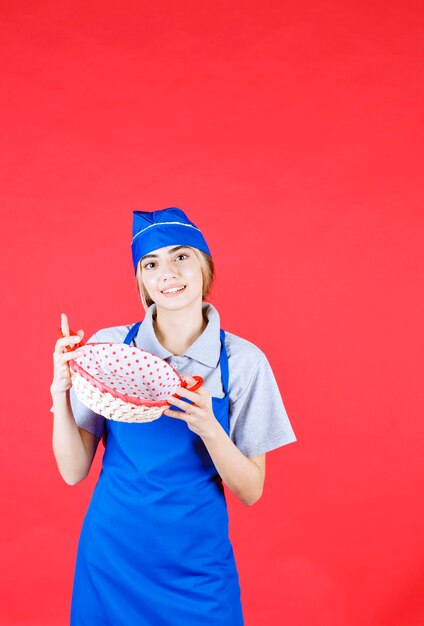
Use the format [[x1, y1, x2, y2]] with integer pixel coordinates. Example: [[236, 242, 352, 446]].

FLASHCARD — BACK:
[[49, 331, 105, 439], [228, 352, 297, 457]]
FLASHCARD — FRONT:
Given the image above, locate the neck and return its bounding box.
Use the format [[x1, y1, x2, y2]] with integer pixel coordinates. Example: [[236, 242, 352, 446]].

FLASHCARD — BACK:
[[153, 297, 208, 356]]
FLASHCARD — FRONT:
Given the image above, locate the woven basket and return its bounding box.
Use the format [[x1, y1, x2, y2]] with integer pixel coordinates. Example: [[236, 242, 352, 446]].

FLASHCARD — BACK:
[[59, 328, 202, 423]]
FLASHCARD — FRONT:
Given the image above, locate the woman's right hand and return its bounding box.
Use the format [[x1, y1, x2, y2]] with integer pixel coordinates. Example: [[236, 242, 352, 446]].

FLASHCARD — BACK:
[[50, 313, 85, 394]]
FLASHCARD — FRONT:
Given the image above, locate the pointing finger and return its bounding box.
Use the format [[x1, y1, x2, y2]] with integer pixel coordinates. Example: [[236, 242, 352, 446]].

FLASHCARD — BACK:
[[61, 313, 70, 337]]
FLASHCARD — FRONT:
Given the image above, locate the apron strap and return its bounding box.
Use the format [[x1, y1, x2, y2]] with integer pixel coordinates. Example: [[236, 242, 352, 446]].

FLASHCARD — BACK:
[[123, 321, 142, 345], [219, 329, 229, 396]]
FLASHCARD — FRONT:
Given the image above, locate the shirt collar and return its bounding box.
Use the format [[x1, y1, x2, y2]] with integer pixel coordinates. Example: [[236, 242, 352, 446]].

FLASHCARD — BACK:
[[135, 301, 221, 368]]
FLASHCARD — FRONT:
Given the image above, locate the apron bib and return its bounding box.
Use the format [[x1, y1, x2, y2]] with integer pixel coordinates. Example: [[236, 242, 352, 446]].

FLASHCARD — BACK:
[[70, 323, 244, 626]]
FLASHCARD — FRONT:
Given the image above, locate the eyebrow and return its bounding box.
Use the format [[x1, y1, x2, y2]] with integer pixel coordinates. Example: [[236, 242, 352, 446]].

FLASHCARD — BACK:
[[140, 245, 190, 262]]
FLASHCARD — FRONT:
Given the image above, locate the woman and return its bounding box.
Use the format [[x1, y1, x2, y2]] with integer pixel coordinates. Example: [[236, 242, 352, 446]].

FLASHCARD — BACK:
[[50, 207, 297, 625]]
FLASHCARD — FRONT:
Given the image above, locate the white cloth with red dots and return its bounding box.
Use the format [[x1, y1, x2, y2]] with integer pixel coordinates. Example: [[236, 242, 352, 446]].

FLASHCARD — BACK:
[[73, 342, 181, 403], [51, 302, 297, 458]]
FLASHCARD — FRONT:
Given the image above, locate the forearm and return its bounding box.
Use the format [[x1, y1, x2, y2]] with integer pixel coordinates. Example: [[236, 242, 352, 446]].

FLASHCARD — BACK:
[[50, 388, 92, 485], [201, 421, 263, 506]]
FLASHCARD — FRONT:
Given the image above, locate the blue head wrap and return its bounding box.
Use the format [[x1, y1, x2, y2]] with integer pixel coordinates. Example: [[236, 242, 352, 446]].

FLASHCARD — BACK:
[[131, 207, 211, 274]]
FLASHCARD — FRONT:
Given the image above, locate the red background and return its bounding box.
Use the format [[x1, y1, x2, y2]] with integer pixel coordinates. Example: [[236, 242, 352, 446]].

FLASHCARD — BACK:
[[1, 1, 423, 625]]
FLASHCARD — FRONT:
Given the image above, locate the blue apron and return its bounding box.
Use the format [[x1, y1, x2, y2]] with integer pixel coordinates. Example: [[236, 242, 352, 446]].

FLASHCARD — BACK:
[[71, 322, 245, 625]]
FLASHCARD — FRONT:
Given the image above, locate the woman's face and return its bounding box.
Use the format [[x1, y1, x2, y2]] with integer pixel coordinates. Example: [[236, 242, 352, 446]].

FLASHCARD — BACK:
[[139, 245, 203, 310]]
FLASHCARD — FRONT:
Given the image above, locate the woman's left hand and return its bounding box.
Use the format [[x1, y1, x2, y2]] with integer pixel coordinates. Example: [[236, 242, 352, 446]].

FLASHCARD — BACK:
[[164, 376, 218, 439]]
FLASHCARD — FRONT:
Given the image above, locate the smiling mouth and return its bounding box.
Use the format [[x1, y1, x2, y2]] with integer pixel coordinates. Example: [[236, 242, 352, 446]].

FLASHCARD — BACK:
[[161, 286, 186, 294]]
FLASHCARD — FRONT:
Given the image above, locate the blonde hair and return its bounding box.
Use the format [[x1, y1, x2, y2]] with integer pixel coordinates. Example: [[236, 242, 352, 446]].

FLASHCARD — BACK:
[[135, 247, 215, 311]]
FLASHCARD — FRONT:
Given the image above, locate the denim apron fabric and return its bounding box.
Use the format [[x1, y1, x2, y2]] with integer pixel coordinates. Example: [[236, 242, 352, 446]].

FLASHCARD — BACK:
[[70, 322, 244, 625]]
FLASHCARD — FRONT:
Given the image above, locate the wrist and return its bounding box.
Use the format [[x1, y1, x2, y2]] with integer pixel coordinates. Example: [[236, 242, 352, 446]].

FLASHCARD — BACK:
[[50, 385, 70, 398], [200, 417, 222, 443]]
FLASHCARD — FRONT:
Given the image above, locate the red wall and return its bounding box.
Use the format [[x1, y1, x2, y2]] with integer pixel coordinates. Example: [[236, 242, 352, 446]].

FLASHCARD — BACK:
[[1, 1, 423, 624]]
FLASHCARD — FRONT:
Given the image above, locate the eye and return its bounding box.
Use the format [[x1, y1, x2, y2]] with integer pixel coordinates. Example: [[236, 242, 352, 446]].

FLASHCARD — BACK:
[[142, 261, 156, 270], [175, 253, 189, 261]]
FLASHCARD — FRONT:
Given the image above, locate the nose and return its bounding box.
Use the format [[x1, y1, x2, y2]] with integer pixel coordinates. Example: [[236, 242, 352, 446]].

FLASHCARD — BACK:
[[160, 259, 179, 282]]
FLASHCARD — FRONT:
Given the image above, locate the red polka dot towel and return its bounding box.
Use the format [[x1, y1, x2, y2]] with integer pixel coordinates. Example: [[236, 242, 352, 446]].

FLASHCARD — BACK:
[[59, 331, 202, 423]]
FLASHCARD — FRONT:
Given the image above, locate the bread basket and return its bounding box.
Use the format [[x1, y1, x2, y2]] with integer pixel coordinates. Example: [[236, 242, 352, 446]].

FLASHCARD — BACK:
[[59, 328, 202, 423]]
